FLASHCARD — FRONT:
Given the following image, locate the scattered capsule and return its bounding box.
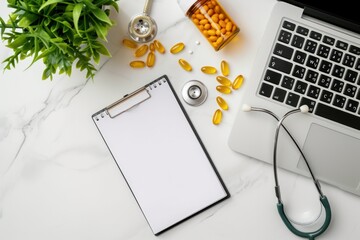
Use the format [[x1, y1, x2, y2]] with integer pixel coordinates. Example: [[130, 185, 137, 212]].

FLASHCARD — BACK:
[[178, 58, 192, 71], [122, 38, 138, 49], [216, 75, 232, 86], [232, 74, 244, 90], [216, 85, 232, 94], [154, 40, 165, 54], [130, 60, 146, 68], [146, 52, 156, 67], [201, 66, 217, 74], [221, 60, 230, 76], [134, 44, 149, 57], [170, 42, 185, 54], [149, 42, 155, 52], [212, 109, 222, 125], [216, 96, 229, 110]]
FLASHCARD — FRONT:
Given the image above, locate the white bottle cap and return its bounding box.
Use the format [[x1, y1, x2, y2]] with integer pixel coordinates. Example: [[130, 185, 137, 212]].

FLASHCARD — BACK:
[[177, 0, 196, 14]]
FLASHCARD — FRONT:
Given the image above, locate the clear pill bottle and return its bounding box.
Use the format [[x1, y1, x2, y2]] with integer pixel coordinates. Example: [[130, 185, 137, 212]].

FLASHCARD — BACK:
[[177, 0, 240, 51]]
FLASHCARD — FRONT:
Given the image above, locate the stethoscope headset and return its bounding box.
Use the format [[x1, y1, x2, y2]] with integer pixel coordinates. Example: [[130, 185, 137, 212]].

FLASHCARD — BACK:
[[242, 104, 332, 240]]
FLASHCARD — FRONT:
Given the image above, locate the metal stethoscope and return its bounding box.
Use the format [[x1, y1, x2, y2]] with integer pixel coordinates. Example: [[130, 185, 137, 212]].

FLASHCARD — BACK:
[[242, 104, 332, 240]]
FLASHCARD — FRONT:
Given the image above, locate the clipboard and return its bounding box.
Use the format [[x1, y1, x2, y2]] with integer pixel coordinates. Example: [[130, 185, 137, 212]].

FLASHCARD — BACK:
[[92, 75, 230, 235]]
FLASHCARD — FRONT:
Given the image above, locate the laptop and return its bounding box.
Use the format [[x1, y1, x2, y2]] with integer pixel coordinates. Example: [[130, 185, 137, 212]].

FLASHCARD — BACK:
[[228, 0, 360, 196]]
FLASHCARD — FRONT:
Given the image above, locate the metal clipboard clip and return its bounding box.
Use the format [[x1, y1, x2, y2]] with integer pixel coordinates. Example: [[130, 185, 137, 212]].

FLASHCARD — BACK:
[[106, 86, 151, 118]]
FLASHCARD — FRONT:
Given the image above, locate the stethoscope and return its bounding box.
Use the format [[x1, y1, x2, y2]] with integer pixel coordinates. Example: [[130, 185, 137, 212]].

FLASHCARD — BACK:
[[242, 104, 331, 240], [128, 0, 157, 43]]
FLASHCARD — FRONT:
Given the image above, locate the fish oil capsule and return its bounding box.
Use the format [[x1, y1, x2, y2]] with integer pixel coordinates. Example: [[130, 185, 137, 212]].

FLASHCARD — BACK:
[[134, 44, 149, 57], [216, 85, 232, 94], [216, 96, 228, 110], [201, 66, 217, 74], [130, 60, 146, 68], [122, 38, 138, 49], [146, 52, 156, 67], [170, 42, 185, 54], [216, 75, 232, 86], [232, 74, 244, 90], [149, 42, 155, 52], [154, 40, 165, 54], [178, 58, 192, 71], [221, 60, 230, 76], [212, 109, 222, 125]]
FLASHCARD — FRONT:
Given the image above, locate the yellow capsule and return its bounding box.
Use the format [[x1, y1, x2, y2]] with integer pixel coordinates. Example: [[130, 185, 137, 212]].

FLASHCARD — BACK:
[[212, 109, 222, 125], [221, 60, 230, 76], [178, 58, 192, 71], [216, 96, 228, 110], [232, 74, 244, 90], [170, 42, 185, 54], [216, 75, 232, 86], [154, 40, 165, 54], [122, 38, 138, 49], [146, 52, 155, 67], [134, 44, 149, 57], [149, 42, 155, 52], [201, 66, 217, 74], [216, 85, 232, 94], [129, 60, 146, 68]]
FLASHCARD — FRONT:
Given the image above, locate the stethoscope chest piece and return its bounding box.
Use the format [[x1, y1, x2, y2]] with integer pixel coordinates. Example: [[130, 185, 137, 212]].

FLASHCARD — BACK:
[[182, 80, 208, 106], [128, 0, 157, 43]]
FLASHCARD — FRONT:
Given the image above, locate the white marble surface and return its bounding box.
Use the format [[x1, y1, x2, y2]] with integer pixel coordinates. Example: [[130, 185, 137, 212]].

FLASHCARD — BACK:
[[1, 0, 360, 239]]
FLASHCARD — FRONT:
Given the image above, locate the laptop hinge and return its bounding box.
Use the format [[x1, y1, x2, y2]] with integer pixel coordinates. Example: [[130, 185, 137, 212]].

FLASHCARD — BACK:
[[303, 7, 360, 35]]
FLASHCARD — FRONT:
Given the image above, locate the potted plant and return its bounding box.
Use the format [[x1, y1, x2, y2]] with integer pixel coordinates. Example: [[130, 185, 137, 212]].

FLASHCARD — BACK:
[[0, 0, 119, 80]]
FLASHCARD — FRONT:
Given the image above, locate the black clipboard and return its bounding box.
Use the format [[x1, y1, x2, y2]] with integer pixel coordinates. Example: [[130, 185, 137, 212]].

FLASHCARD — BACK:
[[92, 75, 230, 235]]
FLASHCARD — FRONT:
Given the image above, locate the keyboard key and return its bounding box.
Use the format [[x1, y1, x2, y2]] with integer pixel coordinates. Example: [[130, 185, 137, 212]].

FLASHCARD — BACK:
[[305, 69, 319, 84], [319, 60, 332, 74], [317, 44, 330, 58], [320, 89, 333, 103], [344, 69, 358, 83], [306, 55, 320, 69], [349, 45, 360, 55], [310, 31, 322, 41], [273, 88, 287, 102], [342, 53, 356, 67], [278, 30, 292, 44], [330, 49, 343, 63], [336, 40, 348, 50], [333, 94, 346, 108], [286, 92, 300, 107], [281, 76, 295, 89], [304, 39, 317, 53], [294, 80, 308, 94], [344, 83, 357, 98], [307, 85, 320, 99], [315, 103, 360, 131], [268, 56, 292, 74], [283, 20, 296, 31], [355, 59, 360, 71], [264, 69, 282, 84], [292, 65, 306, 79], [273, 43, 294, 59], [323, 35, 335, 46], [331, 79, 344, 92], [293, 50, 306, 64], [291, 35, 305, 49], [318, 74, 332, 88], [259, 82, 273, 97], [345, 99, 359, 113], [331, 65, 345, 78], [300, 97, 316, 112], [296, 26, 309, 36]]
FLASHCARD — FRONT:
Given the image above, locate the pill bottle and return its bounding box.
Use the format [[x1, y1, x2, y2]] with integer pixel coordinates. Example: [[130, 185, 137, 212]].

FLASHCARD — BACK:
[[177, 0, 240, 51]]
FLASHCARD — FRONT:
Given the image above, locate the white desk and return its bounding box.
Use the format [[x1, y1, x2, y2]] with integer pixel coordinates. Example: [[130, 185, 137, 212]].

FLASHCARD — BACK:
[[1, 0, 360, 239]]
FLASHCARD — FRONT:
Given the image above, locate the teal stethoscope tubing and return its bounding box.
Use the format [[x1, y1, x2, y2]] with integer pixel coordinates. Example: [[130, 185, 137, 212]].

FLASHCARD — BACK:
[[245, 105, 331, 240]]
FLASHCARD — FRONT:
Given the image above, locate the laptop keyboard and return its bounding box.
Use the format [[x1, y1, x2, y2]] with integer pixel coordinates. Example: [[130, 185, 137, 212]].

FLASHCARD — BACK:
[[258, 18, 360, 131]]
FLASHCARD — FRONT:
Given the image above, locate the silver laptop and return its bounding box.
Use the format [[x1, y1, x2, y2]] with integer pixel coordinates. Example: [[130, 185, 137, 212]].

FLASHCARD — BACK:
[[228, 0, 360, 196]]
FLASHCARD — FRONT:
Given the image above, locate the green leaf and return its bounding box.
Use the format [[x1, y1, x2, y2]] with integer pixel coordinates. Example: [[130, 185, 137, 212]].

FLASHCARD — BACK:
[[7, 35, 27, 48], [93, 42, 111, 56], [73, 3, 83, 36], [92, 8, 112, 25], [39, 0, 65, 12]]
